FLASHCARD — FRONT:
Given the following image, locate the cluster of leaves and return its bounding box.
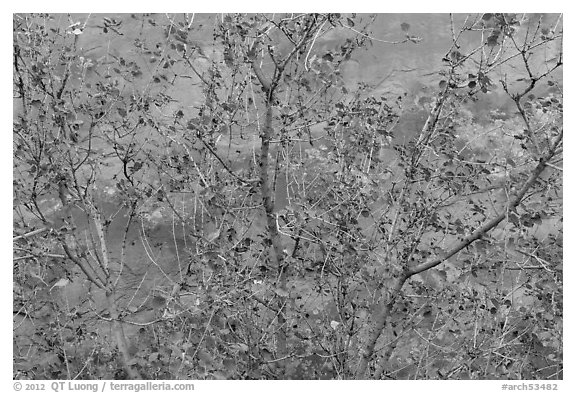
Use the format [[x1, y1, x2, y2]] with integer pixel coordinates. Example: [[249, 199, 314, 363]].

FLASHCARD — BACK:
[[13, 13, 562, 380]]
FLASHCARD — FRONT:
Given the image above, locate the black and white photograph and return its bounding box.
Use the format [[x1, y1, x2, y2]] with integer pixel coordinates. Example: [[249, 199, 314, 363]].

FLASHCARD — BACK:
[[11, 9, 564, 384]]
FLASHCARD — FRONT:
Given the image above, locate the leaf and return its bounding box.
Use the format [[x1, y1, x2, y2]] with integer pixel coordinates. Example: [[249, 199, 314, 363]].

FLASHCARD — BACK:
[[346, 18, 355, 27], [230, 343, 249, 353], [130, 161, 143, 174], [322, 53, 334, 62], [50, 278, 70, 290], [37, 353, 60, 366], [197, 349, 214, 366], [439, 80, 447, 89], [213, 371, 228, 380], [223, 358, 236, 370], [400, 22, 410, 32], [151, 295, 166, 309], [149, 352, 160, 362], [450, 51, 463, 62], [330, 320, 340, 330], [205, 229, 220, 243], [274, 287, 289, 298], [482, 13, 494, 21], [486, 35, 499, 47]]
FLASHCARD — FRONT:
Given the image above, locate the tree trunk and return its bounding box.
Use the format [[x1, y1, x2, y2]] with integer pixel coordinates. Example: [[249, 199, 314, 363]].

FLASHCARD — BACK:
[[354, 275, 407, 379], [260, 104, 288, 360], [106, 291, 142, 379]]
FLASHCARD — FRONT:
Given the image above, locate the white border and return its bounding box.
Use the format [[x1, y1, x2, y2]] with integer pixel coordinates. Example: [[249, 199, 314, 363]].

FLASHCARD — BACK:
[[3, 4, 571, 391]]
